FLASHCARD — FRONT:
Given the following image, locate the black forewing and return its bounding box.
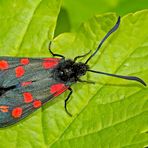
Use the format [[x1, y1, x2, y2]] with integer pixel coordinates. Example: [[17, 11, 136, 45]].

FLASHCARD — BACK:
[[0, 57, 68, 127]]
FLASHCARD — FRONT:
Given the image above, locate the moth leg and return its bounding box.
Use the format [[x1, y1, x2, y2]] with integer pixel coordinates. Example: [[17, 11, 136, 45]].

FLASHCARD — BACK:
[[74, 50, 91, 62], [78, 78, 95, 84], [65, 87, 73, 117], [49, 41, 65, 58]]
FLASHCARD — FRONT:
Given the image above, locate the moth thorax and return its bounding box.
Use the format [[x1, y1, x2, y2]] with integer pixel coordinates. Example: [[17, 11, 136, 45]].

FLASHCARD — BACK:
[[54, 60, 89, 83]]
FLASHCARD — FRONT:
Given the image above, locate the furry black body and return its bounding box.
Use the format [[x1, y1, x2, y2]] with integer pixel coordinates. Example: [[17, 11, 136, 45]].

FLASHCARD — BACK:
[[54, 59, 89, 83]]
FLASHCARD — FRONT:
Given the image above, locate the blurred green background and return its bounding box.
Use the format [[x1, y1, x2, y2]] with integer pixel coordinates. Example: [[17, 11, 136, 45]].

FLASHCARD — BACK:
[[55, 0, 148, 36]]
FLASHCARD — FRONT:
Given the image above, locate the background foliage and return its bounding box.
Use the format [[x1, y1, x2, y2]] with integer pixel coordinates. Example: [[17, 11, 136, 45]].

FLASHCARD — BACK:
[[55, 0, 148, 35], [0, 0, 148, 148]]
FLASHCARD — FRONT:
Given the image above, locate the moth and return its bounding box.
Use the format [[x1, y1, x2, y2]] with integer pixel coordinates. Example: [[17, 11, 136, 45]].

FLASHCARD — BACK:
[[0, 16, 146, 127]]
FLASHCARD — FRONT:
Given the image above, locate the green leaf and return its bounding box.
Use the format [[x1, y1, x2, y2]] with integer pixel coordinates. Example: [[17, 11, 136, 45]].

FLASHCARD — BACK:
[[49, 10, 148, 147], [0, 1, 148, 148], [0, 0, 62, 57]]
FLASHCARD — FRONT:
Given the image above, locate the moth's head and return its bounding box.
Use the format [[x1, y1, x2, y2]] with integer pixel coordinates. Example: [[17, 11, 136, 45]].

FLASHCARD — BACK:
[[54, 59, 89, 83], [73, 62, 89, 77]]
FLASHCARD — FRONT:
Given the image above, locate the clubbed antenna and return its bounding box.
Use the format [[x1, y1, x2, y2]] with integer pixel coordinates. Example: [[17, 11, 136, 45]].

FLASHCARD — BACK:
[[85, 16, 121, 64], [87, 70, 146, 86]]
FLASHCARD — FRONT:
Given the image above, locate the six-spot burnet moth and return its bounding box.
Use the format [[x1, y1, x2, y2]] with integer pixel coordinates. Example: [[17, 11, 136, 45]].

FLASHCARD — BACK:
[[0, 16, 146, 127]]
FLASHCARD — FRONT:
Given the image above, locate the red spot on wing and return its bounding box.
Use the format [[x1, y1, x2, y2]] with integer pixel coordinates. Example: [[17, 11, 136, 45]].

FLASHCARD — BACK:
[[21, 81, 32, 86], [0, 60, 9, 70], [23, 92, 33, 103], [50, 83, 68, 97], [43, 58, 60, 69], [33, 100, 42, 108], [0, 106, 9, 112], [15, 66, 25, 78], [12, 107, 23, 118], [20, 58, 29, 65]]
